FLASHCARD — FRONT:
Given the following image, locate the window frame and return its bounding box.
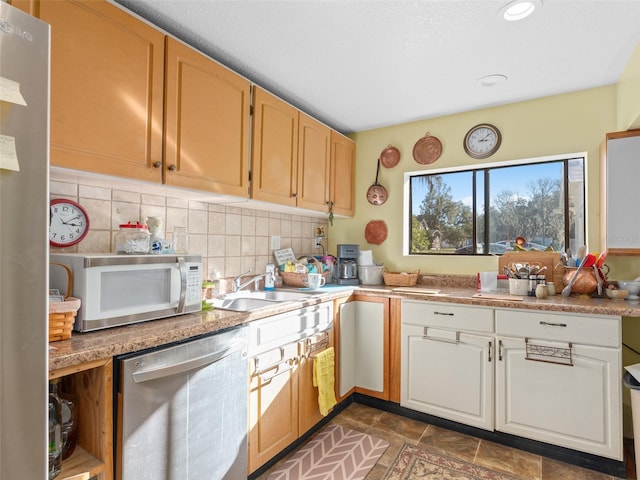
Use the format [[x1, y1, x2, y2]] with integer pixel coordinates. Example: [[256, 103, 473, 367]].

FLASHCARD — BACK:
[[402, 152, 589, 256]]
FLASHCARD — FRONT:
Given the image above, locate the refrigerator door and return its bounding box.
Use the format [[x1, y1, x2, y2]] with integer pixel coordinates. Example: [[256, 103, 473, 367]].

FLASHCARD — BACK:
[[0, 3, 50, 479]]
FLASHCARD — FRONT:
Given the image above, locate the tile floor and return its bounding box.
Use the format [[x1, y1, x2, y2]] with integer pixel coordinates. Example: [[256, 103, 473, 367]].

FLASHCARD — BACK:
[[257, 402, 635, 480]]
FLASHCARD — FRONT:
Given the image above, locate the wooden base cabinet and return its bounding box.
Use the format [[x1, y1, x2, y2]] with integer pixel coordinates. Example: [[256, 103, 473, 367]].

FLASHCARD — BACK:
[[401, 300, 494, 431], [248, 329, 335, 474], [51, 359, 113, 480], [248, 343, 300, 473], [247, 304, 334, 474]]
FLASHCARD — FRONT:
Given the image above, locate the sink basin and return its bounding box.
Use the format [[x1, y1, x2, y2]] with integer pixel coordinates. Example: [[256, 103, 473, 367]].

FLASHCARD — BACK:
[[209, 297, 277, 312], [249, 291, 312, 301], [223, 290, 312, 302], [209, 290, 312, 311]]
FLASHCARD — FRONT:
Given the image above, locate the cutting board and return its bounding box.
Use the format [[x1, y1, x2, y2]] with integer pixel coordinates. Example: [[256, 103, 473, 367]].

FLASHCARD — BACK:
[[472, 293, 524, 302], [498, 251, 563, 287], [392, 287, 441, 295]]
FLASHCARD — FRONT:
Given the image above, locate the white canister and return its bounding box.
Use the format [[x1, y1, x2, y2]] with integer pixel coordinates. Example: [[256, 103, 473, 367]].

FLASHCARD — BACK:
[[508, 278, 529, 296]]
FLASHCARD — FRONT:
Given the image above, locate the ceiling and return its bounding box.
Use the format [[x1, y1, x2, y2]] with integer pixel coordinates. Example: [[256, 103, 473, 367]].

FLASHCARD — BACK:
[[114, 0, 640, 134]]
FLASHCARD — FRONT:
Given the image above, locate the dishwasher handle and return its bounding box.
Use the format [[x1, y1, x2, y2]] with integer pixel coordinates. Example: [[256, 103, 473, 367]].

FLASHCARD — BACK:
[[132, 343, 244, 383]]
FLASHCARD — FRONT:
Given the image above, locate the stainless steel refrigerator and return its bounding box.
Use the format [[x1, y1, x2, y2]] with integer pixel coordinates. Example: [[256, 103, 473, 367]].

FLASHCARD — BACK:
[[0, 2, 50, 478]]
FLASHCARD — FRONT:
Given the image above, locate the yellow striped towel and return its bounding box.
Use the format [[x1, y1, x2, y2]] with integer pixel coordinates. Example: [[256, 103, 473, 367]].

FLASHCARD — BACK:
[[313, 346, 337, 416]]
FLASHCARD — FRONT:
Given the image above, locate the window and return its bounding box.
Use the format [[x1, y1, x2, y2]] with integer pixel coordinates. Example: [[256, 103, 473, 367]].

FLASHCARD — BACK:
[[405, 154, 586, 255]]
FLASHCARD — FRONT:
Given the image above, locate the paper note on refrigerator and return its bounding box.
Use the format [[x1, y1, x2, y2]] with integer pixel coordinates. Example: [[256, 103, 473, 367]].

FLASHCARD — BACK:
[[0, 76, 27, 106], [0, 135, 20, 171]]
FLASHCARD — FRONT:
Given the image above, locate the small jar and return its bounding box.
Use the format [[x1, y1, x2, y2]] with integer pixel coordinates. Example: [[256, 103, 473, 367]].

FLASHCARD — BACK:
[[535, 283, 548, 299], [115, 222, 150, 254], [546, 282, 556, 296]]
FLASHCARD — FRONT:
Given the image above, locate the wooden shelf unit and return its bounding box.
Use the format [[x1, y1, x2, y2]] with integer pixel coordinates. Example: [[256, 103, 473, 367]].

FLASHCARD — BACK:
[[50, 358, 113, 480]]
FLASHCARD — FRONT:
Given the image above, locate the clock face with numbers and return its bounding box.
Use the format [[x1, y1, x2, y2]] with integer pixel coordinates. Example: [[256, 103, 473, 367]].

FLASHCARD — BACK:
[[464, 123, 502, 159], [49, 199, 90, 247]]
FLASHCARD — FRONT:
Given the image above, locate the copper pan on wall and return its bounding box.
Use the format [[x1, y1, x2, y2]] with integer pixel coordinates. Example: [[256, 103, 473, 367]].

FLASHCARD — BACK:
[[380, 145, 400, 168], [413, 133, 442, 165], [366, 159, 388, 205]]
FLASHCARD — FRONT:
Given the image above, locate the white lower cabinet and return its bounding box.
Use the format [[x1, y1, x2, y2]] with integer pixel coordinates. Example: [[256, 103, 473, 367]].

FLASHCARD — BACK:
[[401, 300, 622, 461], [495, 310, 622, 460], [401, 300, 494, 430], [338, 296, 389, 400]]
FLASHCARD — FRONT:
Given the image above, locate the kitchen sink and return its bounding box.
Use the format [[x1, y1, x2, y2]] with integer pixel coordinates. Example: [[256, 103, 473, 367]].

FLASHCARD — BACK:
[[232, 290, 313, 301], [208, 289, 313, 312], [209, 297, 278, 312]]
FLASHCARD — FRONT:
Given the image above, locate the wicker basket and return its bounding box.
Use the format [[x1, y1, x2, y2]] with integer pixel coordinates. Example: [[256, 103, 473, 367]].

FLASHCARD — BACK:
[[281, 270, 331, 288], [383, 269, 420, 287], [49, 263, 81, 342]]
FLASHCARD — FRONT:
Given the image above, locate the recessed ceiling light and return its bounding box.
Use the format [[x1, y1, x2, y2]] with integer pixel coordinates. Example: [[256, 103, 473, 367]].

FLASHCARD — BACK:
[[499, 0, 542, 21], [477, 74, 508, 87]]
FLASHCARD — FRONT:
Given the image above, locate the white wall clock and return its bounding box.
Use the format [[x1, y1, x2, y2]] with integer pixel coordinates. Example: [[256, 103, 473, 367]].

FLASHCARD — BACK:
[[464, 123, 502, 159], [49, 199, 90, 247]]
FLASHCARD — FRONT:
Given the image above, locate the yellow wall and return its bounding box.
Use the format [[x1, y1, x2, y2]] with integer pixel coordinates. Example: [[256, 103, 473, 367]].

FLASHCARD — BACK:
[[617, 41, 640, 130], [330, 86, 623, 275]]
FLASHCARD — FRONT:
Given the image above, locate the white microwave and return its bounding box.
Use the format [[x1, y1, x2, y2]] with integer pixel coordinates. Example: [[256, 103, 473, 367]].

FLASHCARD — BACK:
[[50, 253, 203, 332]]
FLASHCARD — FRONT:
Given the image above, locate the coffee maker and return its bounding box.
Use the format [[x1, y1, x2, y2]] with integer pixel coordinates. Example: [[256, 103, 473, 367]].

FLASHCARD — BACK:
[[336, 244, 359, 285]]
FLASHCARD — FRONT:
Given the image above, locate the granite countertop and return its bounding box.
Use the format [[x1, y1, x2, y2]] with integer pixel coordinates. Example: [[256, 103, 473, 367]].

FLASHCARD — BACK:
[[49, 282, 640, 372]]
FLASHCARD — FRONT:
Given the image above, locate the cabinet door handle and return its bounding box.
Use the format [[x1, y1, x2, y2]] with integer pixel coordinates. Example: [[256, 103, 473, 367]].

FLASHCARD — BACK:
[[488, 340, 492, 362], [422, 327, 459, 344], [152, 161, 162, 168], [539, 321, 567, 327], [434, 311, 454, 316], [498, 339, 503, 361], [167, 164, 177, 172]]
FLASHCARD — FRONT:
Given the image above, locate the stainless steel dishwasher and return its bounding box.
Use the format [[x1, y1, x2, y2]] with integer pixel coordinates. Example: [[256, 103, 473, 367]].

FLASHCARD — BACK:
[[117, 325, 248, 480]]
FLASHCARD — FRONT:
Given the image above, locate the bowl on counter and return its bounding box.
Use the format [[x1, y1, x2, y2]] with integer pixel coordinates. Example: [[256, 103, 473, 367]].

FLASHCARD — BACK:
[[618, 281, 640, 300], [358, 264, 384, 285], [606, 288, 629, 300]]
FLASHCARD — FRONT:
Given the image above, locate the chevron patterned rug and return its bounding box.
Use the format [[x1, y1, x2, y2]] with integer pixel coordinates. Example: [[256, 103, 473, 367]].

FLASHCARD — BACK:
[[266, 424, 389, 480]]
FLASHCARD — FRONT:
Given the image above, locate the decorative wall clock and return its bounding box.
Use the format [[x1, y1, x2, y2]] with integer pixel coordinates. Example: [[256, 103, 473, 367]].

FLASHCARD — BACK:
[[49, 199, 90, 247], [464, 123, 502, 159]]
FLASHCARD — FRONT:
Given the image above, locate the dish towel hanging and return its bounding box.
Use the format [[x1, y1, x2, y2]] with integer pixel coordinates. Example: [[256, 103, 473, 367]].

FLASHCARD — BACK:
[[313, 346, 337, 416]]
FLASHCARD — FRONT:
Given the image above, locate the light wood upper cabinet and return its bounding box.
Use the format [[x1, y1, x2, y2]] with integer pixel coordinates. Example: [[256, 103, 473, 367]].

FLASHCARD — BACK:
[[296, 112, 331, 211], [330, 132, 356, 217], [601, 129, 640, 255], [251, 87, 299, 206], [252, 87, 354, 216], [23, 0, 165, 182], [164, 38, 250, 196]]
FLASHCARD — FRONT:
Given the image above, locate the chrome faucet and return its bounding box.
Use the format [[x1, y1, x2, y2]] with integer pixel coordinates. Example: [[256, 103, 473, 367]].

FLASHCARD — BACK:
[[232, 269, 269, 292]]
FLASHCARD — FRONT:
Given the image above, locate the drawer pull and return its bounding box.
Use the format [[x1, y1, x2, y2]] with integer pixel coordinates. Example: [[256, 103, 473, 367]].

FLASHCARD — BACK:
[[539, 321, 567, 327], [423, 327, 459, 344], [434, 311, 454, 316]]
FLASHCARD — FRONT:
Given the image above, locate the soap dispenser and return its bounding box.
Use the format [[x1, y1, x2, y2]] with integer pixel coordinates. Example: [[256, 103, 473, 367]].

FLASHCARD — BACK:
[[265, 263, 275, 291]]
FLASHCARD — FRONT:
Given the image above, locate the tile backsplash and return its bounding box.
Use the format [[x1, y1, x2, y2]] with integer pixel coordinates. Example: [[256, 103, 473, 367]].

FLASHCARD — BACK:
[[50, 179, 329, 280]]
